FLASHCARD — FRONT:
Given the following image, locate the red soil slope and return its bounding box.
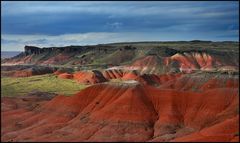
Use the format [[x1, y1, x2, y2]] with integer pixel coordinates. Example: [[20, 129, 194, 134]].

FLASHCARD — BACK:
[[2, 55, 34, 65], [164, 52, 239, 73], [127, 55, 162, 74], [159, 74, 239, 91], [53, 70, 63, 75], [73, 71, 107, 84], [1, 77, 239, 142], [60, 69, 139, 84], [131, 55, 160, 67], [121, 71, 138, 80], [41, 53, 71, 65], [136, 73, 182, 86], [102, 69, 124, 79], [103, 69, 138, 80], [58, 73, 73, 79]]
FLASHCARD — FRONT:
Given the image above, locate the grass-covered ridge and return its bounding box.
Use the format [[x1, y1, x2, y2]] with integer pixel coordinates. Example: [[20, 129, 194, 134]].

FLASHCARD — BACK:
[[1, 74, 88, 97]]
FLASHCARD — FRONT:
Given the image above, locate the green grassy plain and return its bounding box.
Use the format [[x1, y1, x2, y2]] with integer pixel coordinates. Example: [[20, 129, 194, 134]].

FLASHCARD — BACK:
[[1, 74, 88, 97]]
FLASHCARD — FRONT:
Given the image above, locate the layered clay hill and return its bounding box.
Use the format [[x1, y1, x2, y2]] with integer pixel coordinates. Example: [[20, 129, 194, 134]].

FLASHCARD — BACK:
[[2, 41, 239, 74], [1, 41, 239, 142], [1, 74, 239, 142]]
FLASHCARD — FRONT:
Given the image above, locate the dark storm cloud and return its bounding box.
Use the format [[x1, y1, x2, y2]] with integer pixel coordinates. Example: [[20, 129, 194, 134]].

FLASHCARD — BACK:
[[1, 1, 239, 51]]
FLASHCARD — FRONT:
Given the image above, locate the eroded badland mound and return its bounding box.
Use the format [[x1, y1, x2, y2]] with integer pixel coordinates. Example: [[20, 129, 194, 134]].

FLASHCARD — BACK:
[[1, 75, 239, 142], [1, 41, 239, 142]]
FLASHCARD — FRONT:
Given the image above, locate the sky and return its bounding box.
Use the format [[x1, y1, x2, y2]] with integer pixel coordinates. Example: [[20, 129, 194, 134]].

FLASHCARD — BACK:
[[1, 1, 239, 51]]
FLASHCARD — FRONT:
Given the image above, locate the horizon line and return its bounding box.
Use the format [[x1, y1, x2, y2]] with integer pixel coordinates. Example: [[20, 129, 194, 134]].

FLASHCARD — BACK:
[[1, 40, 239, 52]]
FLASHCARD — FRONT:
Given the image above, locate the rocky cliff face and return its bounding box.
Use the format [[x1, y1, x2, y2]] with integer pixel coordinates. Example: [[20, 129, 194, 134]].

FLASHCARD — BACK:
[[24, 46, 118, 55], [24, 46, 41, 55], [2, 42, 238, 74], [24, 45, 136, 55]]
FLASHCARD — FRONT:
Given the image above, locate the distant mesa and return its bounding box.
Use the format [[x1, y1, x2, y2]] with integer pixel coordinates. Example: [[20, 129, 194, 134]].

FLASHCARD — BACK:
[[1, 42, 238, 75]]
